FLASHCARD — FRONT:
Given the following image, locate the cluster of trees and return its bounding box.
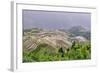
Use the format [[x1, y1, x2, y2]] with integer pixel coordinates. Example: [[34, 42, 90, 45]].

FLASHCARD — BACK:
[[23, 42, 91, 62]]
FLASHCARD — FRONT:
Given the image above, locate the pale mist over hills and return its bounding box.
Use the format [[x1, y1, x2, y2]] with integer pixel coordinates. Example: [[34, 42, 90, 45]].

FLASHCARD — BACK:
[[22, 10, 91, 31]]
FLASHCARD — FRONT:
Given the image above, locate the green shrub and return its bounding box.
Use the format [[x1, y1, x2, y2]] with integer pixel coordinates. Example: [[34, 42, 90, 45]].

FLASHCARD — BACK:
[[23, 42, 91, 62]]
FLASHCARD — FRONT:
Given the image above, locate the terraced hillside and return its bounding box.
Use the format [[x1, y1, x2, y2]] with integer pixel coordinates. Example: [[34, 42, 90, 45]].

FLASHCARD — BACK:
[[23, 28, 91, 62]]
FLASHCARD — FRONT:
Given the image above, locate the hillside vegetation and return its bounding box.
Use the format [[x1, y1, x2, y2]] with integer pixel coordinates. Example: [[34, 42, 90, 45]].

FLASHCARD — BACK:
[[23, 27, 91, 62]]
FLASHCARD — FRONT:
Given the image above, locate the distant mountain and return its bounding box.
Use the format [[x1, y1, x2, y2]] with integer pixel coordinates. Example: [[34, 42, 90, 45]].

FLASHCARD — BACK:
[[68, 26, 91, 40], [68, 25, 89, 32]]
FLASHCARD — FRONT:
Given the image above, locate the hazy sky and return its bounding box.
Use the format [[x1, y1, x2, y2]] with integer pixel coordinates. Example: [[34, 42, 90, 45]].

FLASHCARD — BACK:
[[22, 10, 91, 30]]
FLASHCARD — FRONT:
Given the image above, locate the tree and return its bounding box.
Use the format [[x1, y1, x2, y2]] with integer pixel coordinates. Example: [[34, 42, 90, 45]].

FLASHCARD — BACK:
[[58, 47, 65, 57], [71, 41, 76, 49]]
